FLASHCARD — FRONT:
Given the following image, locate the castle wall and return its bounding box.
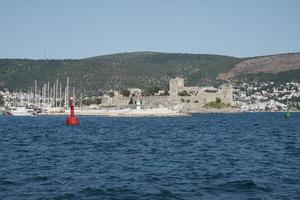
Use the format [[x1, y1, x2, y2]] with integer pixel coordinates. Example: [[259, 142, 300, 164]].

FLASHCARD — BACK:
[[99, 78, 233, 112], [101, 96, 132, 108], [100, 92, 231, 112]]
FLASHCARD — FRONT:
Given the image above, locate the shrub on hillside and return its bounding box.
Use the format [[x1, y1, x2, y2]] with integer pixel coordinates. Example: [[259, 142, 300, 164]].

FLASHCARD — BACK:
[[204, 98, 230, 109], [178, 91, 191, 96]]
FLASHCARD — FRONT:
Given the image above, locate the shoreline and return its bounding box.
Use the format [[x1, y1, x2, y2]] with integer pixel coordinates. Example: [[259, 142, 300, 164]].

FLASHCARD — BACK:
[[2, 107, 299, 117], [40, 108, 299, 117], [41, 108, 190, 117]]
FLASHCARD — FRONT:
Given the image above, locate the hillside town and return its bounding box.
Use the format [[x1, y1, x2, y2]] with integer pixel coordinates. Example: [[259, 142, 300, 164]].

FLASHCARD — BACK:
[[0, 77, 299, 115], [234, 81, 300, 111]]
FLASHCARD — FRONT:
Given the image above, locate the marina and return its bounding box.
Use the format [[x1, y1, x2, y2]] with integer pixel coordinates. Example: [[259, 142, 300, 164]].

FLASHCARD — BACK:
[[0, 77, 235, 116]]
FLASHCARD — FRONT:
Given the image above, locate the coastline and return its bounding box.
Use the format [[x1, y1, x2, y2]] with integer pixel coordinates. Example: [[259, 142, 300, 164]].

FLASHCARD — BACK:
[[41, 108, 190, 117], [40, 107, 299, 117], [3, 107, 299, 117]]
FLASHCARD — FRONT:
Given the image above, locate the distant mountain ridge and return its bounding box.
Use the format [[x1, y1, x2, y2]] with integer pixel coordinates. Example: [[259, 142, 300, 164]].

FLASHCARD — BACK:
[[0, 52, 300, 95]]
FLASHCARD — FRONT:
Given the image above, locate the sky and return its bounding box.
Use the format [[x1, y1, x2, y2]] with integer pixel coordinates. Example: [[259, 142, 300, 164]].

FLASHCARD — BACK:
[[1, 0, 300, 59]]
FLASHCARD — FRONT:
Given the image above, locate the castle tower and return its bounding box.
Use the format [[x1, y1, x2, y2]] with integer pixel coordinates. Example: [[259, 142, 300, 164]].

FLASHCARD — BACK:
[[220, 83, 234, 104], [169, 77, 185, 96]]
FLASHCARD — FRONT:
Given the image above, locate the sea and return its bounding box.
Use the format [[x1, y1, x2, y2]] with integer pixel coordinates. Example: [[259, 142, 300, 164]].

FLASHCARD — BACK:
[[0, 113, 299, 200]]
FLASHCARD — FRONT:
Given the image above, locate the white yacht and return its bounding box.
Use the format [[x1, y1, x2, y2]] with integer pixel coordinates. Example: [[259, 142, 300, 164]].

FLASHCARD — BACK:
[[7, 107, 33, 116]]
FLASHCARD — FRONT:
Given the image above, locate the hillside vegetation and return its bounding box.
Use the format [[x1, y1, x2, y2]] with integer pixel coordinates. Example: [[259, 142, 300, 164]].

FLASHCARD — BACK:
[[218, 53, 300, 80], [1, 52, 300, 95], [0, 52, 240, 94]]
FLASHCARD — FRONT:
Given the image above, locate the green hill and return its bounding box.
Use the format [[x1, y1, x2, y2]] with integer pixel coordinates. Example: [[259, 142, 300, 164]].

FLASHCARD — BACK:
[[1, 51, 300, 95], [0, 52, 241, 95]]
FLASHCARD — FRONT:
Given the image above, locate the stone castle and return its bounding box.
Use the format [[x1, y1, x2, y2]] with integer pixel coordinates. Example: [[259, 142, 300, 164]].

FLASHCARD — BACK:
[[169, 77, 233, 104], [100, 77, 233, 112]]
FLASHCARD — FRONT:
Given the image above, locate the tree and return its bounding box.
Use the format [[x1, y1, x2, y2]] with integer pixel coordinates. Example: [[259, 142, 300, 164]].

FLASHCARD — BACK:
[[161, 90, 169, 96], [108, 92, 115, 97], [129, 97, 133, 104], [216, 97, 221, 104], [82, 98, 91, 106], [0, 95, 4, 107], [120, 89, 130, 97], [142, 86, 161, 96], [178, 91, 191, 96], [95, 98, 102, 105]]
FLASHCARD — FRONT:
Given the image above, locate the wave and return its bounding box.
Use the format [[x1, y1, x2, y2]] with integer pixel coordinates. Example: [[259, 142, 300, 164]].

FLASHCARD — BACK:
[[0, 178, 19, 186], [216, 180, 273, 193], [22, 176, 49, 182], [50, 193, 76, 200], [79, 186, 139, 198]]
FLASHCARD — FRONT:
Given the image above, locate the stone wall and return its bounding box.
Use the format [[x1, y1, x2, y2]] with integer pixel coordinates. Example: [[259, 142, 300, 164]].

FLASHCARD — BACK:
[[99, 81, 233, 112]]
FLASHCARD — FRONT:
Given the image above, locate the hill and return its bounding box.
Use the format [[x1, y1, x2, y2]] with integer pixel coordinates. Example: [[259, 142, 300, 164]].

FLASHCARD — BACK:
[[1, 52, 300, 95], [0, 52, 240, 95], [218, 53, 300, 81]]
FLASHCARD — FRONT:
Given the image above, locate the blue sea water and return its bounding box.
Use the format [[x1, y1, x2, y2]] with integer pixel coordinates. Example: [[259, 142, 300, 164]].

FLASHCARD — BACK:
[[0, 113, 299, 200]]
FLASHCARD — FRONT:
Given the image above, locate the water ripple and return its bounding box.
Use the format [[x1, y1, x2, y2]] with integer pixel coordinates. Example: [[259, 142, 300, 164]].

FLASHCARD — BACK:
[[0, 113, 299, 199]]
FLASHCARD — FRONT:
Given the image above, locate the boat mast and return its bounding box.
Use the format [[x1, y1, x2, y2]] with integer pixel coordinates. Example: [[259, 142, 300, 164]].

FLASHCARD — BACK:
[[80, 93, 82, 108], [56, 79, 58, 107], [66, 76, 69, 107], [72, 87, 75, 101], [59, 84, 62, 107], [34, 80, 37, 107], [53, 83, 56, 107], [47, 81, 50, 107]]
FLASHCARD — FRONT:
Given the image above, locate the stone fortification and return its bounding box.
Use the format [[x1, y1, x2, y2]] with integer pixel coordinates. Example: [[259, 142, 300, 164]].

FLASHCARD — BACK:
[[99, 77, 233, 112], [169, 77, 184, 96]]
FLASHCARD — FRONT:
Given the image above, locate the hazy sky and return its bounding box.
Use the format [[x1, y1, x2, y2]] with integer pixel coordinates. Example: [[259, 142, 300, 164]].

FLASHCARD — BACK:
[[1, 0, 300, 59]]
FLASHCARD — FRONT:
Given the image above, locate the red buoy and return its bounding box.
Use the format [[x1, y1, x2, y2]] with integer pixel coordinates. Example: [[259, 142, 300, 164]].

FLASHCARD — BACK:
[[66, 98, 79, 126]]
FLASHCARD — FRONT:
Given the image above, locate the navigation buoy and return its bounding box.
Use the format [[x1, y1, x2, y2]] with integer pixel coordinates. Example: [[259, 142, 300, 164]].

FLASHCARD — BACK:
[[66, 97, 79, 126]]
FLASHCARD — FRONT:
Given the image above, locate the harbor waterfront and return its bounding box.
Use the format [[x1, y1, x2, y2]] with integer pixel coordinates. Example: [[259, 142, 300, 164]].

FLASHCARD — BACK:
[[63, 107, 189, 117], [1, 77, 299, 116], [0, 113, 299, 199]]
